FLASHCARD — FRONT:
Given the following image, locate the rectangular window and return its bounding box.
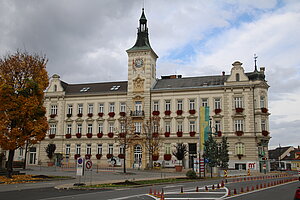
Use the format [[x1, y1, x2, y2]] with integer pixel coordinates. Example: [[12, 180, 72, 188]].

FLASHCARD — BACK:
[[153, 101, 159, 111], [78, 104, 83, 114], [165, 100, 171, 111], [261, 120, 266, 131], [65, 144, 70, 155], [234, 97, 243, 108], [67, 104, 73, 115], [76, 144, 81, 155], [189, 99, 195, 110], [260, 96, 265, 108], [177, 100, 183, 110], [109, 123, 114, 132], [87, 124, 93, 133], [214, 98, 221, 109], [88, 104, 93, 114], [135, 101, 142, 111], [77, 124, 82, 134], [165, 143, 171, 154], [67, 124, 72, 134], [235, 143, 245, 155], [49, 124, 57, 134], [215, 120, 221, 132], [97, 144, 102, 154], [98, 123, 103, 133], [134, 122, 142, 133], [120, 102, 126, 112], [86, 144, 92, 155], [189, 121, 195, 132], [119, 144, 125, 154], [177, 121, 183, 132], [165, 122, 171, 132], [120, 123, 125, 133], [202, 98, 208, 107], [234, 119, 244, 131], [50, 105, 57, 115], [99, 103, 104, 113], [153, 123, 159, 133], [109, 103, 115, 112], [19, 148, 24, 157], [108, 144, 113, 154]]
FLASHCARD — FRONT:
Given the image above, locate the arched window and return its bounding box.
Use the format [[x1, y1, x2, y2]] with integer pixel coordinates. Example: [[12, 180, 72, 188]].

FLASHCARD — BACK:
[[236, 73, 240, 81], [54, 84, 57, 92]]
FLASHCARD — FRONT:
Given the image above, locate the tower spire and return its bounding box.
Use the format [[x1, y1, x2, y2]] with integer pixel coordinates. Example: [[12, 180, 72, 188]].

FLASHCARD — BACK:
[[254, 54, 258, 72]]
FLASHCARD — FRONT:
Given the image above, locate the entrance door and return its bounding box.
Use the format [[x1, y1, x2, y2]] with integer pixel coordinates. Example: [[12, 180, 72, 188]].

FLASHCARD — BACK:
[[134, 145, 142, 168], [29, 147, 37, 165]]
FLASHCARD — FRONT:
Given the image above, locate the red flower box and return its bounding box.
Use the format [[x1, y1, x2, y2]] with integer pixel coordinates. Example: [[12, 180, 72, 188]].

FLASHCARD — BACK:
[[189, 109, 196, 115], [85, 154, 91, 159], [76, 133, 82, 138], [119, 112, 126, 117], [50, 114, 56, 118], [77, 113, 83, 117], [235, 108, 244, 113], [74, 154, 80, 160], [176, 110, 183, 115], [65, 133, 71, 139], [87, 113, 93, 118], [164, 132, 170, 137], [108, 112, 115, 118], [152, 132, 159, 138], [108, 132, 114, 138], [235, 131, 244, 136], [86, 133, 92, 138], [152, 111, 160, 116], [66, 114, 72, 118], [119, 132, 126, 138], [164, 154, 172, 161], [96, 154, 102, 160], [164, 110, 171, 115], [98, 112, 104, 117], [189, 131, 196, 137], [214, 109, 222, 115], [49, 134, 55, 139], [262, 130, 269, 136], [177, 131, 183, 137], [97, 132, 103, 138], [217, 131, 222, 137], [152, 154, 159, 161], [106, 154, 113, 159], [118, 154, 125, 159], [261, 108, 268, 113], [237, 154, 243, 159]]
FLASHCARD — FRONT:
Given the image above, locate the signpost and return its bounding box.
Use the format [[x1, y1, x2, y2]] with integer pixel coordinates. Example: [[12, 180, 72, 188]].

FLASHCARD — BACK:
[[85, 160, 92, 170], [74, 157, 85, 186]]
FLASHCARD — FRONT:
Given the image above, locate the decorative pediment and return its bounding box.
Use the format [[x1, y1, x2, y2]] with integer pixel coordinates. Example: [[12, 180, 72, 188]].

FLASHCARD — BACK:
[[132, 95, 144, 101]]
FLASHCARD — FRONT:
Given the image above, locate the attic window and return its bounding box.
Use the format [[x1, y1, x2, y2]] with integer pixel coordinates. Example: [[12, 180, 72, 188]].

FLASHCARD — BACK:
[[80, 87, 90, 92], [110, 85, 120, 91]]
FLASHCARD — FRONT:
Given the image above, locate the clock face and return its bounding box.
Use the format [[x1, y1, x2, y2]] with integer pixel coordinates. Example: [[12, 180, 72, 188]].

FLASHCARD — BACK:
[[134, 58, 143, 68]]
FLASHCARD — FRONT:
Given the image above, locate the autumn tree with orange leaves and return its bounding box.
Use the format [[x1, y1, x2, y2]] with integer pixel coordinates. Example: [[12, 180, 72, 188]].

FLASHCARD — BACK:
[[0, 51, 49, 178]]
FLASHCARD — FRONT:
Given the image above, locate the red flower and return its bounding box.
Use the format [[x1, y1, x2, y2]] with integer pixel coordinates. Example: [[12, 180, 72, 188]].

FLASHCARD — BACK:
[[164, 132, 170, 137], [98, 112, 104, 117], [85, 154, 91, 159], [189, 110, 196, 115], [164, 110, 171, 115], [49, 134, 55, 139], [235, 108, 244, 113], [261, 108, 268, 113], [86, 133, 92, 138], [96, 154, 102, 160], [108, 132, 114, 138], [177, 131, 183, 137], [176, 110, 183, 115], [74, 154, 80, 160], [189, 131, 196, 137], [235, 131, 244, 136], [152, 132, 159, 138], [119, 112, 126, 117], [217, 131, 222, 137], [50, 114, 56, 118], [97, 132, 103, 138], [262, 130, 269, 136], [77, 113, 83, 117], [214, 109, 222, 115], [106, 154, 113, 159], [108, 112, 115, 118], [66, 114, 72, 118], [152, 111, 160, 116], [65, 134, 71, 139], [87, 113, 93, 118], [119, 132, 126, 138], [118, 154, 125, 159], [152, 154, 159, 161], [76, 133, 82, 138], [164, 154, 172, 161]]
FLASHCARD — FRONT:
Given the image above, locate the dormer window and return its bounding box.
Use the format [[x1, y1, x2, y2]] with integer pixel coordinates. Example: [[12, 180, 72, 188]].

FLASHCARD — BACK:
[[236, 73, 240, 81]]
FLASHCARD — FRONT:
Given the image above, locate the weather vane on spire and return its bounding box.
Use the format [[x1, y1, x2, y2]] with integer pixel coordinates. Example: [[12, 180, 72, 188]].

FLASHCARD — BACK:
[[254, 53, 258, 71]]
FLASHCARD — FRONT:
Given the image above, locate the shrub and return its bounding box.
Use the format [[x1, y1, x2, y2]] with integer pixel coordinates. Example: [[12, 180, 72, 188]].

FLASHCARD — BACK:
[[186, 170, 197, 179]]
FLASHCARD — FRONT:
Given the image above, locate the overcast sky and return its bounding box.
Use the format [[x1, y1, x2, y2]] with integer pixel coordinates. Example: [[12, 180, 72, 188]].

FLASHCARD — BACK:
[[0, 0, 299, 149]]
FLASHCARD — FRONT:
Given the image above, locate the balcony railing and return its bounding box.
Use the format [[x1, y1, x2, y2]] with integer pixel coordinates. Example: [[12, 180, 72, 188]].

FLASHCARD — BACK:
[[130, 110, 144, 117]]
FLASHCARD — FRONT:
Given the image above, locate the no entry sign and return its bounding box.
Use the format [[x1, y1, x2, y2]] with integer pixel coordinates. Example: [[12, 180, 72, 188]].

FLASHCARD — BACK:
[[85, 160, 92, 170]]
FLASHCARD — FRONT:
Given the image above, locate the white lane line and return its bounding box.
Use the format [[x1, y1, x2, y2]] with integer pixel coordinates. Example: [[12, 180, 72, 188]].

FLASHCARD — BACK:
[[107, 194, 145, 200]]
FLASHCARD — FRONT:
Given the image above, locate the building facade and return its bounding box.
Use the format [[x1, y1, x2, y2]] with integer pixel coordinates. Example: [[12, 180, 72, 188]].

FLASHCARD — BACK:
[[17, 9, 271, 172]]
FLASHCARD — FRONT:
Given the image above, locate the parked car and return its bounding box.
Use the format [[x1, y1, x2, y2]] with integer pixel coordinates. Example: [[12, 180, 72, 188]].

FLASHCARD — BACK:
[[294, 187, 300, 200]]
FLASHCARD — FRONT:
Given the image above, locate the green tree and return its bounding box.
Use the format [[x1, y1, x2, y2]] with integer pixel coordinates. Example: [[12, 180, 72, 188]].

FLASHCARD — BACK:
[[0, 51, 49, 178], [203, 134, 218, 178], [218, 136, 229, 169]]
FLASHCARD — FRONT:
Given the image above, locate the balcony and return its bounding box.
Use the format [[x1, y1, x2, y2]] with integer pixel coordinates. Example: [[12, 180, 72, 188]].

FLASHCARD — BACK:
[[130, 110, 144, 117]]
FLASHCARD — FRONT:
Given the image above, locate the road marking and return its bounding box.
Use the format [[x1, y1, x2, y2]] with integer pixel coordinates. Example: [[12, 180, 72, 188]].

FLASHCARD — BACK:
[[107, 194, 145, 200]]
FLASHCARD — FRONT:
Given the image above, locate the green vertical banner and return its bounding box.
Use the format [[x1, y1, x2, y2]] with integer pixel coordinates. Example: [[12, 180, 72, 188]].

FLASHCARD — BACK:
[[200, 106, 210, 151]]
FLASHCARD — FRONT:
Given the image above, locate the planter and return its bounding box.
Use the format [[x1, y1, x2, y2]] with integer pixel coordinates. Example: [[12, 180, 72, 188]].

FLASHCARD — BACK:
[[97, 132, 103, 138], [164, 132, 170, 137], [66, 114, 72, 118], [106, 154, 113, 159], [237, 154, 243, 159], [77, 113, 83, 117], [189, 131, 196, 137], [98, 112, 104, 117], [50, 114, 56, 118], [119, 132, 126, 138], [119, 112, 126, 117], [86, 133, 92, 138], [152, 111, 160, 116], [164, 154, 172, 161], [152, 155, 159, 161], [217, 131, 222, 137], [87, 113, 93, 118], [175, 165, 183, 172], [262, 130, 269, 136], [235, 108, 244, 113], [65, 134, 71, 139], [96, 154, 102, 160], [49, 134, 55, 139], [108, 132, 114, 138], [118, 154, 125, 159], [214, 108, 222, 115], [74, 154, 80, 160], [176, 110, 183, 115], [108, 112, 115, 118], [235, 131, 244, 136], [177, 131, 183, 137], [164, 110, 171, 115], [76, 133, 82, 138], [189, 109, 196, 115], [85, 154, 91, 159], [47, 162, 55, 166], [261, 108, 268, 113], [152, 132, 159, 138]]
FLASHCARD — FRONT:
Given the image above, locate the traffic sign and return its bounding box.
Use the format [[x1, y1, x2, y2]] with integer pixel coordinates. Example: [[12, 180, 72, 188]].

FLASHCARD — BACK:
[[76, 157, 84, 176], [85, 160, 92, 170]]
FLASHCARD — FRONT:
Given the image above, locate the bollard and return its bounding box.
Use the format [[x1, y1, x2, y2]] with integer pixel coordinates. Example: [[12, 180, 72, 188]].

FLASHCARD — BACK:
[[217, 184, 220, 189], [233, 188, 237, 195], [264, 183, 266, 188], [225, 179, 228, 183], [221, 180, 225, 187], [205, 186, 209, 192], [267, 182, 270, 187], [227, 189, 231, 196], [256, 184, 259, 190], [212, 184, 215, 190], [181, 186, 183, 193], [196, 186, 199, 192], [246, 186, 249, 192]]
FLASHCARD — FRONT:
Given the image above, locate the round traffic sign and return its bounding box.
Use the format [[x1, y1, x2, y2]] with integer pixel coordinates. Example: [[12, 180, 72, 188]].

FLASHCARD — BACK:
[[86, 160, 92, 169], [78, 158, 83, 164]]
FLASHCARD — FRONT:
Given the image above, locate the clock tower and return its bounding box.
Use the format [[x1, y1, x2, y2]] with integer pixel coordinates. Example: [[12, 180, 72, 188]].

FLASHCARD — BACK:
[[126, 8, 158, 119]]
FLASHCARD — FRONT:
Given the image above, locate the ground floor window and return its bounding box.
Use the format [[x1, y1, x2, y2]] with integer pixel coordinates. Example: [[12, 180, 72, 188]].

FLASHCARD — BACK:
[[235, 163, 246, 170]]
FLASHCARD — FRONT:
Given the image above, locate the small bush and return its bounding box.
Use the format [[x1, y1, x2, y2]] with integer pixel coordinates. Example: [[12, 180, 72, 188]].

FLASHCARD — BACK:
[[186, 170, 197, 179]]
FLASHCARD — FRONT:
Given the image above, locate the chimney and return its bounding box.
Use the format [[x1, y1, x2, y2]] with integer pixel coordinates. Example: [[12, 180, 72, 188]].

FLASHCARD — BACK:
[[222, 71, 225, 76], [260, 67, 265, 74]]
